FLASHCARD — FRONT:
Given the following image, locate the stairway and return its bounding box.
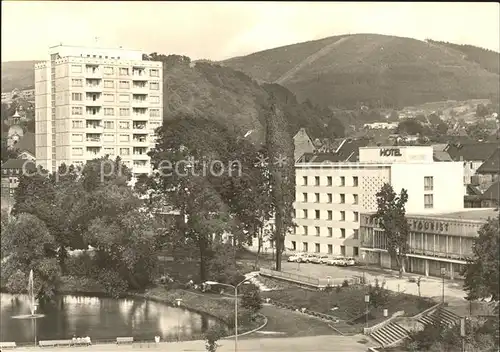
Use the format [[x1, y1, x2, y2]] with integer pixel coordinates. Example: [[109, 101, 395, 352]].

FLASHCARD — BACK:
[[246, 272, 274, 292], [369, 322, 410, 348], [418, 307, 461, 327]]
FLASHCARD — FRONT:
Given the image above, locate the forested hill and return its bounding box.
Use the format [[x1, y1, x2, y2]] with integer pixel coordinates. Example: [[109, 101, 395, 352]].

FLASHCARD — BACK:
[[147, 53, 344, 141], [222, 33, 500, 109]]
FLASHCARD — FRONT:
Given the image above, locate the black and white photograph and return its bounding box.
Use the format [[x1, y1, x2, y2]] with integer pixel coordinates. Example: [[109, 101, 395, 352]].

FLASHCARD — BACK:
[[0, 2, 499, 351]]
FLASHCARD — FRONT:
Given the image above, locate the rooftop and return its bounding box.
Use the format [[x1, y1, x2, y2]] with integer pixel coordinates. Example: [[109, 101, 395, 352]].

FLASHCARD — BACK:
[[412, 209, 498, 222]]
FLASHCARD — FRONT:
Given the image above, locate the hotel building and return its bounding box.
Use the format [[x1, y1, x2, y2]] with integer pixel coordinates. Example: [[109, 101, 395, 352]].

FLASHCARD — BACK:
[[359, 208, 497, 279], [288, 146, 464, 257], [34, 45, 163, 177]]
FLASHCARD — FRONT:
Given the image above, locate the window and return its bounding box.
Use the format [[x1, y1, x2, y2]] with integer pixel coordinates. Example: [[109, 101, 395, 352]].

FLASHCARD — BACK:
[[315, 243, 320, 253], [353, 229, 359, 240], [327, 244, 333, 254], [340, 246, 346, 256], [150, 69, 159, 77], [119, 94, 130, 102], [71, 134, 83, 142], [340, 194, 345, 203], [327, 227, 333, 237], [103, 93, 114, 102], [340, 211, 346, 221], [353, 212, 359, 222], [72, 147, 83, 156], [303, 242, 308, 252], [327, 210, 332, 220], [303, 226, 308, 236], [327, 193, 333, 203], [150, 82, 160, 90], [341, 228, 346, 238], [150, 109, 161, 117], [104, 80, 114, 88], [424, 194, 434, 209], [104, 67, 114, 75], [327, 176, 332, 186], [303, 209, 308, 219], [353, 247, 359, 256], [119, 121, 130, 129], [103, 134, 114, 142], [353, 176, 358, 187], [353, 194, 358, 205], [71, 65, 82, 73], [119, 134, 130, 142], [291, 241, 296, 251], [119, 81, 130, 89], [104, 147, 115, 156], [150, 95, 160, 103], [104, 121, 114, 129], [119, 68, 129, 76], [72, 79, 83, 87], [315, 210, 320, 219], [303, 193, 308, 202], [315, 227, 320, 236], [104, 108, 114, 116], [340, 176, 345, 186], [72, 107, 83, 115], [72, 120, 83, 129], [315, 193, 320, 203], [72, 93, 82, 101], [119, 148, 130, 156], [119, 108, 130, 116], [302, 176, 308, 186], [424, 176, 434, 191], [315, 176, 320, 186]]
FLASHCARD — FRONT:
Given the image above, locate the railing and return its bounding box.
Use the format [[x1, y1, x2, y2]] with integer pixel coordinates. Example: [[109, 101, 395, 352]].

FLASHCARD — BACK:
[[363, 310, 405, 335], [259, 268, 360, 288]]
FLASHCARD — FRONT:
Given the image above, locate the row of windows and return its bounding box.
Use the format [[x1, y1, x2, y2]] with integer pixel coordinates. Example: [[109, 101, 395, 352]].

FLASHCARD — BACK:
[[289, 242, 359, 256], [298, 209, 359, 222], [71, 79, 160, 90], [70, 107, 161, 117], [71, 64, 160, 77], [301, 192, 359, 205], [292, 226, 359, 239], [71, 93, 160, 103], [302, 176, 358, 187], [71, 133, 152, 143], [71, 120, 161, 129], [71, 147, 150, 157]]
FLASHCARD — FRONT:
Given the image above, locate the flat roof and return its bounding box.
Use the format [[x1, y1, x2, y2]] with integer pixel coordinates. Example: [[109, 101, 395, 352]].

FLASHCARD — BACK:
[[410, 209, 498, 221]]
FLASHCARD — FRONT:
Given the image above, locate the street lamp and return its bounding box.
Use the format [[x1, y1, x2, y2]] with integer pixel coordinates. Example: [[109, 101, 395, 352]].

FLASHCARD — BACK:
[[361, 251, 367, 284], [326, 276, 331, 287], [175, 299, 182, 341], [204, 274, 257, 352], [440, 268, 446, 304], [364, 294, 370, 329], [33, 303, 38, 347]]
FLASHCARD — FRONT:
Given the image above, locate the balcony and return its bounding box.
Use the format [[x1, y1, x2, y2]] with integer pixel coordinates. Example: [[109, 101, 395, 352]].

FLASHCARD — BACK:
[[85, 84, 102, 92], [132, 114, 148, 121], [132, 124, 147, 133], [85, 125, 103, 133], [85, 70, 102, 79], [132, 70, 147, 80], [131, 100, 148, 108], [85, 99, 102, 106], [407, 248, 469, 261], [132, 84, 148, 93]]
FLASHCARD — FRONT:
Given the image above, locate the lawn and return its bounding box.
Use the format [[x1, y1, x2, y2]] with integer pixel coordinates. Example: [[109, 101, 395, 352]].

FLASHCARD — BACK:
[[261, 282, 434, 333]]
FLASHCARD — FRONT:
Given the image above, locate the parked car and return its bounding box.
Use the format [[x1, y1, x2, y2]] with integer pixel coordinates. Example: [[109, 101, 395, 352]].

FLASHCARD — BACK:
[[287, 253, 307, 262], [320, 255, 335, 264], [344, 257, 356, 266], [326, 256, 345, 266], [309, 254, 327, 264]]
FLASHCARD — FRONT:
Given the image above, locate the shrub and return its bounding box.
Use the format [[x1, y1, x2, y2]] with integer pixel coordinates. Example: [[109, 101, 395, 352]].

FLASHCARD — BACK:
[[204, 324, 226, 352], [335, 285, 342, 293], [368, 278, 389, 308], [342, 279, 349, 287], [241, 284, 262, 315]]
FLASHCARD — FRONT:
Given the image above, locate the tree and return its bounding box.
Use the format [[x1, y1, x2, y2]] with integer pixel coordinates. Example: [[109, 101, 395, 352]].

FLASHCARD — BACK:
[[436, 122, 449, 135], [204, 325, 226, 352], [372, 183, 410, 278], [389, 110, 399, 121], [462, 216, 499, 301], [466, 124, 489, 141], [476, 104, 489, 117], [264, 96, 295, 271], [241, 283, 263, 315], [396, 119, 424, 135]]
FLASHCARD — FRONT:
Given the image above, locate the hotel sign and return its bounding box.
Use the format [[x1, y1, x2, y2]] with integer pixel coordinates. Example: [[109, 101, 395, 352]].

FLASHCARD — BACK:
[[364, 215, 450, 234], [379, 148, 402, 157]]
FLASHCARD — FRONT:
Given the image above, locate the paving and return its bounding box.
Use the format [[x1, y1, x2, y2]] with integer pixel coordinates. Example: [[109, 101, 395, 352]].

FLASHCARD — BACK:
[[12, 334, 373, 351]]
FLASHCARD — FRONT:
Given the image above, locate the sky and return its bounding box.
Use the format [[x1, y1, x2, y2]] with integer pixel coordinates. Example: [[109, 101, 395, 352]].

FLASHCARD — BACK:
[[2, 1, 499, 62]]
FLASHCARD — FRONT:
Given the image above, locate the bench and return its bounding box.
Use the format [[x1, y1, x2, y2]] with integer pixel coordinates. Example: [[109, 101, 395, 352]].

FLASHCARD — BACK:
[[0, 341, 17, 349], [116, 336, 134, 344], [39, 339, 72, 347]]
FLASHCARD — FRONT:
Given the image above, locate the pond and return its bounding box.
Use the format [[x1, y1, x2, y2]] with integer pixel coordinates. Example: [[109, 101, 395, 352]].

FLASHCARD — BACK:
[[0, 293, 218, 344]]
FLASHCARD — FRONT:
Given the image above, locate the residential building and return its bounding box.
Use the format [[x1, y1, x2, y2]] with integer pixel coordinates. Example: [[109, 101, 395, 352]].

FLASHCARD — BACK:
[[34, 45, 163, 177], [359, 208, 497, 279], [289, 145, 464, 257], [1, 159, 37, 213]]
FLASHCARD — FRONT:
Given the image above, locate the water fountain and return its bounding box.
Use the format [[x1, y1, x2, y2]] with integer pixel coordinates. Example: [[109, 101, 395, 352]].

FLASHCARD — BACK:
[[10, 270, 45, 345]]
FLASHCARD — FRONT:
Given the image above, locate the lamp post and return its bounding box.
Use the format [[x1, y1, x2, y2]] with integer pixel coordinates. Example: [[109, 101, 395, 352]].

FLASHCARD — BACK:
[[33, 303, 38, 347], [175, 299, 182, 341], [361, 252, 366, 284], [364, 294, 370, 329], [326, 276, 331, 287], [204, 274, 257, 352], [440, 268, 446, 304]]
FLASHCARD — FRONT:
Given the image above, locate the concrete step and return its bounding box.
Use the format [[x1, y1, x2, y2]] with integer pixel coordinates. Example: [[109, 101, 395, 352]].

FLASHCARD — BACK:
[[370, 322, 409, 347]]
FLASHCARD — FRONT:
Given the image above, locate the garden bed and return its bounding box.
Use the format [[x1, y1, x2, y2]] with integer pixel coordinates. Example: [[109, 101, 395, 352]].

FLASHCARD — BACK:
[[261, 282, 433, 330]]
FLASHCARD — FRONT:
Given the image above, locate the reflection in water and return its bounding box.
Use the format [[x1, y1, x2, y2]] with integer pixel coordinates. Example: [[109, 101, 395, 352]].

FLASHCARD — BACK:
[[0, 293, 218, 343]]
